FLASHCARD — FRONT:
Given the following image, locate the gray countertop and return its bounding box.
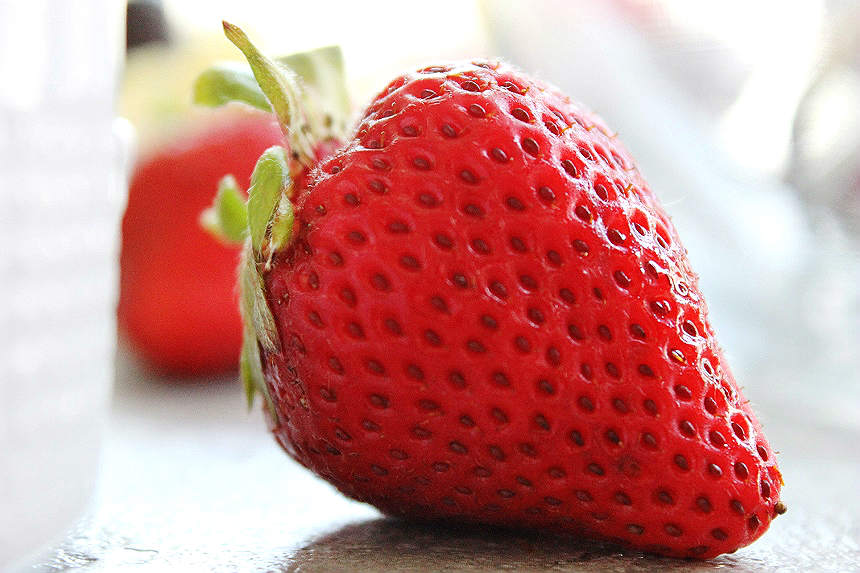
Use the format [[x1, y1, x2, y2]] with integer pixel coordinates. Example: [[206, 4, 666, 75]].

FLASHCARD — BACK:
[[28, 349, 860, 572]]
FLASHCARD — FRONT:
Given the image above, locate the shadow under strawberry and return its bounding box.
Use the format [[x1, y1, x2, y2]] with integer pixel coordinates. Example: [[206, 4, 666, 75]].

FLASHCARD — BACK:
[[278, 517, 745, 572]]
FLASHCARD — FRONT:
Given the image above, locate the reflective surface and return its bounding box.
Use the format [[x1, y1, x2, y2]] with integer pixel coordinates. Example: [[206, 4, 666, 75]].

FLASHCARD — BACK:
[[23, 350, 860, 572]]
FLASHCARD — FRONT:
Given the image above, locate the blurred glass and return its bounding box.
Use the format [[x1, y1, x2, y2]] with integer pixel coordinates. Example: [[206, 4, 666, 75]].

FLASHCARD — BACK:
[[788, 1, 860, 233], [0, 0, 127, 569]]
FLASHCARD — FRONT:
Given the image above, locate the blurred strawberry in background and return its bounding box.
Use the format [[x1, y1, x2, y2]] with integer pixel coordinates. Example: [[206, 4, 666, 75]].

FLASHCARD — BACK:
[[117, 109, 281, 377], [117, 3, 283, 377]]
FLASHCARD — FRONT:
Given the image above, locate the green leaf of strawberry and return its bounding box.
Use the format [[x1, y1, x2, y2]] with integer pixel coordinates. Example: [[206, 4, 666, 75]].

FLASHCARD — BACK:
[[245, 144, 291, 259], [194, 61, 274, 113], [204, 24, 786, 559], [194, 43, 350, 151], [200, 174, 249, 244]]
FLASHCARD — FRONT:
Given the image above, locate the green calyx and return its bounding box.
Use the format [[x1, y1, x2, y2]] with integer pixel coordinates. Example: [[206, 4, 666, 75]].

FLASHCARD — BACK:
[[194, 61, 273, 112], [246, 145, 292, 261], [196, 22, 352, 264], [200, 175, 249, 244], [221, 21, 315, 170], [201, 147, 291, 414], [200, 146, 292, 263], [195, 23, 351, 176], [196, 23, 353, 416], [238, 242, 280, 413]]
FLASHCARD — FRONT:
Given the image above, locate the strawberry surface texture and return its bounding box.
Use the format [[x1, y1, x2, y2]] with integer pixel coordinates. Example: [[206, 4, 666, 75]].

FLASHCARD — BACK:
[[207, 26, 784, 560]]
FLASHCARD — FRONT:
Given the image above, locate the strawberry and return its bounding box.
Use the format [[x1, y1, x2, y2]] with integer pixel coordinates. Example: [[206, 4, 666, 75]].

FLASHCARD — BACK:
[[201, 23, 785, 558], [117, 107, 283, 377]]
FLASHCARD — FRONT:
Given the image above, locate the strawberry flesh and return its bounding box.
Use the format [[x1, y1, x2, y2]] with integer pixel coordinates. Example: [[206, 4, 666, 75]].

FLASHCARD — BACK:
[[256, 61, 783, 559]]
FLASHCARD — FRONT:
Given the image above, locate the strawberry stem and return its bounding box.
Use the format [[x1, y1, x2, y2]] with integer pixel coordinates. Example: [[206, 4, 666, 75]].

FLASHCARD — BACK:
[[222, 21, 316, 174], [275, 45, 351, 149]]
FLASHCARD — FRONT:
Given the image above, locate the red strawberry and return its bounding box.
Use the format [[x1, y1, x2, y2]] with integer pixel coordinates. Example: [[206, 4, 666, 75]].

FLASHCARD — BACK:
[[202, 23, 785, 558], [118, 107, 283, 377]]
